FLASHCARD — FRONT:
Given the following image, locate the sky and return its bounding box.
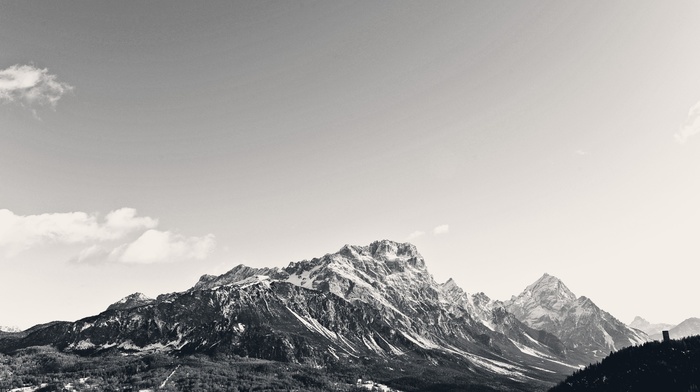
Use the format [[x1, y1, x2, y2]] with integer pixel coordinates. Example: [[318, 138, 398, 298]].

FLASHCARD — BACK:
[[1, 0, 700, 330]]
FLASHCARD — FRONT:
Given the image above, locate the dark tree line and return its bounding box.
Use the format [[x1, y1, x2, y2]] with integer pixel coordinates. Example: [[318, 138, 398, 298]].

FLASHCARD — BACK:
[[550, 335, 700, 392]]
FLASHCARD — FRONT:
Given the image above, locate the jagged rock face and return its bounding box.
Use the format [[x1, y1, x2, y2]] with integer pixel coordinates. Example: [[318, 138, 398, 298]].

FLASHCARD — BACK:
[[282, 242, 440, 327], [505, 274, 578, 331], [2, 281, 407, 365], [505, 274, 648, 364]]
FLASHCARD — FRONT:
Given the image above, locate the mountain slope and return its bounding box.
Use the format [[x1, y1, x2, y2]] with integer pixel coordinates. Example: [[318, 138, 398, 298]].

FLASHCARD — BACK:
[[505, 274, 648, 364]]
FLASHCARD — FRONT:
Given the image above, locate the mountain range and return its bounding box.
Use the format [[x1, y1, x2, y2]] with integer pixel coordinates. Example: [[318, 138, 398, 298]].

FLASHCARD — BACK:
[[629, 316, 675, 337], [630, 316, 700, 341], [0, 240, 664, 391]]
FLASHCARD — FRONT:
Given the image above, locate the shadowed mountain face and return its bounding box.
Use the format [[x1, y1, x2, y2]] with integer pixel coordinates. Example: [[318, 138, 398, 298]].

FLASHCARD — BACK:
[[0, 240, 576, 391], [504, 274, 649, 364]]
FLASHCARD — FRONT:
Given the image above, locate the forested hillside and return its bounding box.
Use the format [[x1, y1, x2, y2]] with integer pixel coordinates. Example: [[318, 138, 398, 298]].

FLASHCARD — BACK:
[[550, 336, 700, 392]]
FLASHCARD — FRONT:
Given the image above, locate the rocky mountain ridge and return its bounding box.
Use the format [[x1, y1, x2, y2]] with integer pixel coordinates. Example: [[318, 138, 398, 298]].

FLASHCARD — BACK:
[[504, 274, 648, 363]]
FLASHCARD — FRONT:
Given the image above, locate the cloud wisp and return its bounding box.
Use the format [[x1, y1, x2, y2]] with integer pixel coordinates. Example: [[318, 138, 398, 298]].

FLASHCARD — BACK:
[[675, 101, 700, 143], [0, 208, 216, 264], [0, 64, 73, 112], [405, 225, 450, 242], [75, 230, 216, 265], [433, 224, 450, 236], [0, 208, 157, 256], [115, 230, 216, 264], [406, 230, 425, 241]]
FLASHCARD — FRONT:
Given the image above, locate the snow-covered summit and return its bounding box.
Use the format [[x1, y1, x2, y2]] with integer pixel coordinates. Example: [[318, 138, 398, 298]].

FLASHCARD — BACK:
[[107, 292, 154, 311]]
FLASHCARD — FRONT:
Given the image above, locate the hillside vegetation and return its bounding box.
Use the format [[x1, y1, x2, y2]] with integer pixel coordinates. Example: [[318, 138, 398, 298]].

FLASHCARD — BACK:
[[550, 335, 700, 392]]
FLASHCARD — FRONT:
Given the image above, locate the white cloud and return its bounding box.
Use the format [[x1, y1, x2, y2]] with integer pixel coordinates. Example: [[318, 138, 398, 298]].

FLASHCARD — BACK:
[[112, 229, 216, 264], [103, 208, 158, 233], [0, 208, 157, 256], [74, 244, 110, 264], [433, 224, 449, 236], [675, 101, 700, 143], [575, 150, 588, 156], [0, 64, 73, 110], [406, 231, 425, 241]]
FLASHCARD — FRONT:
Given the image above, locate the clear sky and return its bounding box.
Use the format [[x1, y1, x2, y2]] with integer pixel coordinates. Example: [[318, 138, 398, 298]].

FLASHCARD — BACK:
[[1, 1, 700, 330]]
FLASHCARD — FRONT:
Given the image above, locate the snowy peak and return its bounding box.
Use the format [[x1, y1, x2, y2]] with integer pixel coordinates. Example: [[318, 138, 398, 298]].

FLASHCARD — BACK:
[[106, 292, 154, 311], [524, 273, 577, 303], [505, 274, 577, 330], [193, 264, 288, 290]]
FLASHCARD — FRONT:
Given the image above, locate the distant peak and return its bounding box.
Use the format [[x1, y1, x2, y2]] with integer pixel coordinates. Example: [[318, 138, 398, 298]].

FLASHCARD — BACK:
[[538, 272, 559, 282], [120, 292, 151, 302], [523, 273, 576, 300], [532, 273, 564, 286], [367, 240, 425, 270], [369, 240, 419, 257], [107, 292, 154, 311]]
